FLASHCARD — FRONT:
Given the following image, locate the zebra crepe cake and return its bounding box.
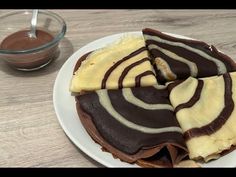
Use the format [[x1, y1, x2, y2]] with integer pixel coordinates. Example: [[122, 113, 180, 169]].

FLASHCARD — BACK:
[[143, 28, 236, 84], [169, 72, 236, 162], [70, 35, 157, 93], [76, 86, 188, 167], [69, 29, 236, 167]]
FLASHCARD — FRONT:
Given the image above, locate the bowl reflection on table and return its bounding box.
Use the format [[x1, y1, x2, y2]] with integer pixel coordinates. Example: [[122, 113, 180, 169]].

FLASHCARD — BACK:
[[0, 10, 66, 71]]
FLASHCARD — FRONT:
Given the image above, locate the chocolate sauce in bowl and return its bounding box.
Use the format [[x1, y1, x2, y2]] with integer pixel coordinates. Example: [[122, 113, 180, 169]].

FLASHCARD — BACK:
[[1, 29, 54, 50], [0, 29, 59, 71]]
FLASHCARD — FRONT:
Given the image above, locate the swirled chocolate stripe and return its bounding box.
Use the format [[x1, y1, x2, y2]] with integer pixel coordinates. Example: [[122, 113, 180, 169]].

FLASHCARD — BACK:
[[148, 44, 198, 77], [97, 90, 180, 133], [169, 72, 236, 161], [142, 28, 236, 83], [147, 39, 217, 78], [135, 71, 155, 87], [122, 88, 173, 111], [174, 80, 204, 113], [76, 86, 188, 167], [103, 47, 146, 89], [183, 73, 234, 140], [118, 57, 149, 89], [70, 35, 157, 93]]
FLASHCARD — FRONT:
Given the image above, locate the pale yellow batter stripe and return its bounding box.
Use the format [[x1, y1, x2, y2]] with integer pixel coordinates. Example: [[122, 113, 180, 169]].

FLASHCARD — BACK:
[[140, 75, 158, 87], [122, 88, 174, 111], [153, 84, 167, 90], [144, 34, 227, 74], [154, 57, 177, 81], [96, 90, 183, 134], [169, 77, 198, 109], [186, 72, 236, 161], [175, 76, 225, 131]]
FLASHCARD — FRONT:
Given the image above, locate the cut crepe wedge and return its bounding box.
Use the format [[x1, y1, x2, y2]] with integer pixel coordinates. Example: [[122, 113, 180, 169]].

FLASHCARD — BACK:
[[168, 72, 236, 162], [70, 35, 157, 93], [143, 28, 236, 84], [76, 86, 188, 167]]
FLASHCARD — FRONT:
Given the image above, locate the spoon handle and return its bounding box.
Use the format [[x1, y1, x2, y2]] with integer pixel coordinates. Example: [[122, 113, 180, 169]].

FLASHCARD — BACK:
[[30, 9, 39, 38]]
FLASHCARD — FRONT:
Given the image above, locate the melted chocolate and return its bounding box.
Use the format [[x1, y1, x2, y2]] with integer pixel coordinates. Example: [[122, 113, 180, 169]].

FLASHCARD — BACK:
[[1, 29, 53, 50], [0, 29, 58, 70]]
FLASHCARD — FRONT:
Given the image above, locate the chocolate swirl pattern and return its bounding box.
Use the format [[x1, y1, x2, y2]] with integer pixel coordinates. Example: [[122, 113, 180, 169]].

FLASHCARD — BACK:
[[148, 44, 198, 77], [169, 72, 236, 162], [122, 88, 174, 111], [70, 29, 236, 167], [97, 89, 180, 133], [117, 57, 150, 89], [77, 86, 187, 166], [70, 35, 157, 93], [174, 80, 204, 113], [143, 28, 236, 83], [135, 71, 155, 87]]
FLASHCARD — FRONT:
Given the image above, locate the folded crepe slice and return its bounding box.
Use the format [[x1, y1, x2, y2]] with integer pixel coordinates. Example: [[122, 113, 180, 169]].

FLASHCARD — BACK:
[[76, 85, 188, 167], [142, 28, 236, 84], [70, 35, 157, 93], [168, 72, 236, 162]]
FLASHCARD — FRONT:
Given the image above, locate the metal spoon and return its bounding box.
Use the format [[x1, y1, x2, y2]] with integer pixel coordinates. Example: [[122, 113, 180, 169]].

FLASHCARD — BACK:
[[28, 9, 39, 38]]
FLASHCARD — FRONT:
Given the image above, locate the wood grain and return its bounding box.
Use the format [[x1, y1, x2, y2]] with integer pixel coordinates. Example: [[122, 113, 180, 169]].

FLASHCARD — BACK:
[[0, 10, 236, 167]]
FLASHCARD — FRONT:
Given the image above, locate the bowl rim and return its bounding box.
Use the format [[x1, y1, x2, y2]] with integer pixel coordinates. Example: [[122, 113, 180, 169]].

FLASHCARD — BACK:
[[0, 10, 67, 54]]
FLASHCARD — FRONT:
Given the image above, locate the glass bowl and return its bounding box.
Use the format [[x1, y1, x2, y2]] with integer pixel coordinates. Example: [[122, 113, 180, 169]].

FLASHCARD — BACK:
[[0, 10, 66, 71]]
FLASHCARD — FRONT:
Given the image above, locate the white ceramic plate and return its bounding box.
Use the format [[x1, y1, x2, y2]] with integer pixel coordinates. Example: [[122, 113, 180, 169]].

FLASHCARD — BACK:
[[53, 31, 236, 167]]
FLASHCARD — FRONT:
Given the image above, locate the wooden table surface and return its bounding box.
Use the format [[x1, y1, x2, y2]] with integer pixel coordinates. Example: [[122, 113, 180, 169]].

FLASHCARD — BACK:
[[1, 10, 236, 167]]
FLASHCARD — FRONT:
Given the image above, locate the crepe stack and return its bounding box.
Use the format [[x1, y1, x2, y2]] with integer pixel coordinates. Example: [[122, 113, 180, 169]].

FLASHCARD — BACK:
[[69, 28, 236, 167]]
